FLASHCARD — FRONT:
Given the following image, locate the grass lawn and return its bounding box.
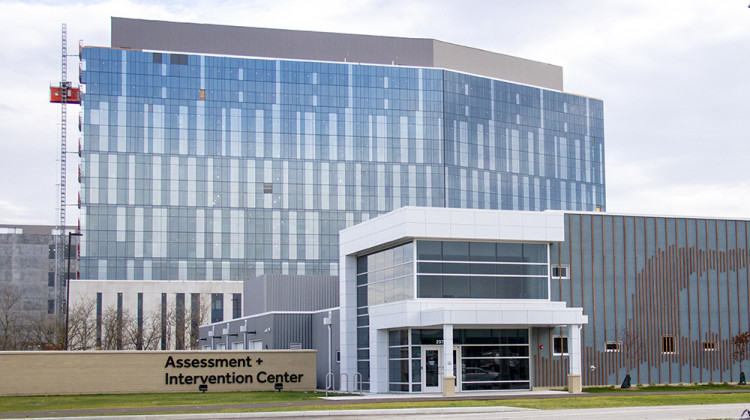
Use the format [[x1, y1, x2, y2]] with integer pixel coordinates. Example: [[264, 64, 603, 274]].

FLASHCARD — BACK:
[[0, 391, 322, 413], [583, 383, 750, 393], [1, 385, 750, 416]]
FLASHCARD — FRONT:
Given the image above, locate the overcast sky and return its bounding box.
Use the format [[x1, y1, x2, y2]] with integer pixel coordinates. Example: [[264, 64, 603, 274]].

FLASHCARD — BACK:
[[1, 0, 749, 225]]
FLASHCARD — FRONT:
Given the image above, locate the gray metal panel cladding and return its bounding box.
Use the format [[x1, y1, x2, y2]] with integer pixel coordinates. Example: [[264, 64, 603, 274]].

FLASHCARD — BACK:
[[243, 277, 267, 316], [273, 313, 312, 350], [311, 309, 340, 390], [241, 275, 337, 316], [111, 17, 433, 67], [266, 275, 338, 312], [432, 40, 563, 91], [110, 17, 562, 90]]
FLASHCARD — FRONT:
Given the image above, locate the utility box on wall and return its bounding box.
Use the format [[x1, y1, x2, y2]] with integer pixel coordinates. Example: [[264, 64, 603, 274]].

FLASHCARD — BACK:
[[0, 350, 316, 396]]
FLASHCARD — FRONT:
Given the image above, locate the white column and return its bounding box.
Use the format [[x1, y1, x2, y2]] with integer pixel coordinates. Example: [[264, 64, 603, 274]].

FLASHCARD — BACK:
[[339, 255, 358, 387], [223, 292, 232, 322], [442, 324, 455, 396], [568, 324, 582, 375], [369, 328, 389, 393], [567, 324, 583, 393], [443, 324, 454, 377]]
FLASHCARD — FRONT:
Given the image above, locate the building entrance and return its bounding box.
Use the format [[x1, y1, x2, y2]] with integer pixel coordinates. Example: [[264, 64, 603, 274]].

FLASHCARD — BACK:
[[421, 345, 463, 392], [389, 328, 531, 393], [421, 346, 442, 392]]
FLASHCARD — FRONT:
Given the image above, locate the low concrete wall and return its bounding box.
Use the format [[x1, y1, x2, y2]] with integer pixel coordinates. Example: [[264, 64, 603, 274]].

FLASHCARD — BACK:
[[0, 350, 316, 396]]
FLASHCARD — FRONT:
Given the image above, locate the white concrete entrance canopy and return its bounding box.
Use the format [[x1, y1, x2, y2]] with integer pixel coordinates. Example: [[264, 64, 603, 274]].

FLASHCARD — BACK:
[[366, 300, 587, 394]]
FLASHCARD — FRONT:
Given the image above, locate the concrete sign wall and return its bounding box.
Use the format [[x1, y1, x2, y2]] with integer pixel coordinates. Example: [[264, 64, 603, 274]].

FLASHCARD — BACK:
[[0, 350, 316, 396]]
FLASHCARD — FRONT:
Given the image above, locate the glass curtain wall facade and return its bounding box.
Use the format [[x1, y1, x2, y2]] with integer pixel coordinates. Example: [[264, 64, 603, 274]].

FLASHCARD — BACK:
[[79, 47, 604, 281]]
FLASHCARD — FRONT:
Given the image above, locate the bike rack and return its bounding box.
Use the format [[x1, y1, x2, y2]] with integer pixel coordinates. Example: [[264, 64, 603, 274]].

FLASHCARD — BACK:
[[326, 372, 362, 396], [339, 372, 349, 392], [325, 372, 335, 397], [353, 372, 363, 396]]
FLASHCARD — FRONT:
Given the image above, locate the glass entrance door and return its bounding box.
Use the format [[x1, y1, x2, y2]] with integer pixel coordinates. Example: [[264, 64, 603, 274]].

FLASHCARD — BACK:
[[421, 346, 442, 392]]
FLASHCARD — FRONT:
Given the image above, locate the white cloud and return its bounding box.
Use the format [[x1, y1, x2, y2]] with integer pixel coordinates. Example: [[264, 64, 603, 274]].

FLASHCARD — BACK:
[[0, 199, 52, 225], [608, 182, 750, 219]]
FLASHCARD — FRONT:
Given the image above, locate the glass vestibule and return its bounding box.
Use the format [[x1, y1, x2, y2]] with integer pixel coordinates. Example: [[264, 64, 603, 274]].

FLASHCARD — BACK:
[[387, 328, 530, 392]]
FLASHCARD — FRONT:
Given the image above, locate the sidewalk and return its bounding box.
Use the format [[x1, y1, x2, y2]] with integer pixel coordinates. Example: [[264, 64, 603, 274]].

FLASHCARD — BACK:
[[321, 388, 567, 401]]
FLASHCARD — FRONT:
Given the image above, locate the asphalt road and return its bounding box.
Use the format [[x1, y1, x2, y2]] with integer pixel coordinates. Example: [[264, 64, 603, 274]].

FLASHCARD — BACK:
[[7, 404, 750, 420]]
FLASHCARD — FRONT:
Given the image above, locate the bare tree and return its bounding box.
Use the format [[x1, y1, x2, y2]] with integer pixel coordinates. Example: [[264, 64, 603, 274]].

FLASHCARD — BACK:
[[158, 303, 174, 350], [732, 331, 750, 384], [123, 308, 162, 350], [141, 309, 164, 350], [26, 313, 65, 350], [619, 325, 645, 371], [67, 298, 97, 350], [101, 306, 128, 350], [76, 292, 214, 351], [618, 325, 645, 387], [122, 309, 141, 350], [98, 306, 167, 351], [0, 284, 26, 350], [175, 300, 186, 350], [23, 297, 96, 351], [146, 293, 211, 350], [180, 294, 211, 350]]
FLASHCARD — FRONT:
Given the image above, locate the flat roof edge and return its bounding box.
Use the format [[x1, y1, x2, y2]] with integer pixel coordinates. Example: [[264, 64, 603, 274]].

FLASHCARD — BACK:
[[111, 17, 562, 89]]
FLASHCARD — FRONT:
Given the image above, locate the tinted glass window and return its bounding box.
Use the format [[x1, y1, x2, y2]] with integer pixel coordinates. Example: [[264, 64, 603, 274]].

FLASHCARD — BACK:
[[442, 275, 470, 298], [418, 275, 442, 298], [443, 242, 469, 261], [470, 276, 496, 298], [469, 242, 495, 261], [417, 241, 442, 260], [497, 243, 523, 262], [523, 244, 547, 262]]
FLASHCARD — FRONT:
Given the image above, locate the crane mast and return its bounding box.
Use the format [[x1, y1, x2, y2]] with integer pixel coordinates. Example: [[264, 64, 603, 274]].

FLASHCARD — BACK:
[[49, 23, 81, 318]]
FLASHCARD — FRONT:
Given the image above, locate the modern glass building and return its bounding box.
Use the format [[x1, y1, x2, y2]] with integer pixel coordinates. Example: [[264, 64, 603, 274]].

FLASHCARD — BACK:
[[77, 18, 605, 285]]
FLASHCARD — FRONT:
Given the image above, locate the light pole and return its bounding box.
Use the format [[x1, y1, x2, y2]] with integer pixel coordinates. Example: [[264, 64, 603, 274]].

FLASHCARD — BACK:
[[64, 231, 82, 350], [324, 311, 332, 392]]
